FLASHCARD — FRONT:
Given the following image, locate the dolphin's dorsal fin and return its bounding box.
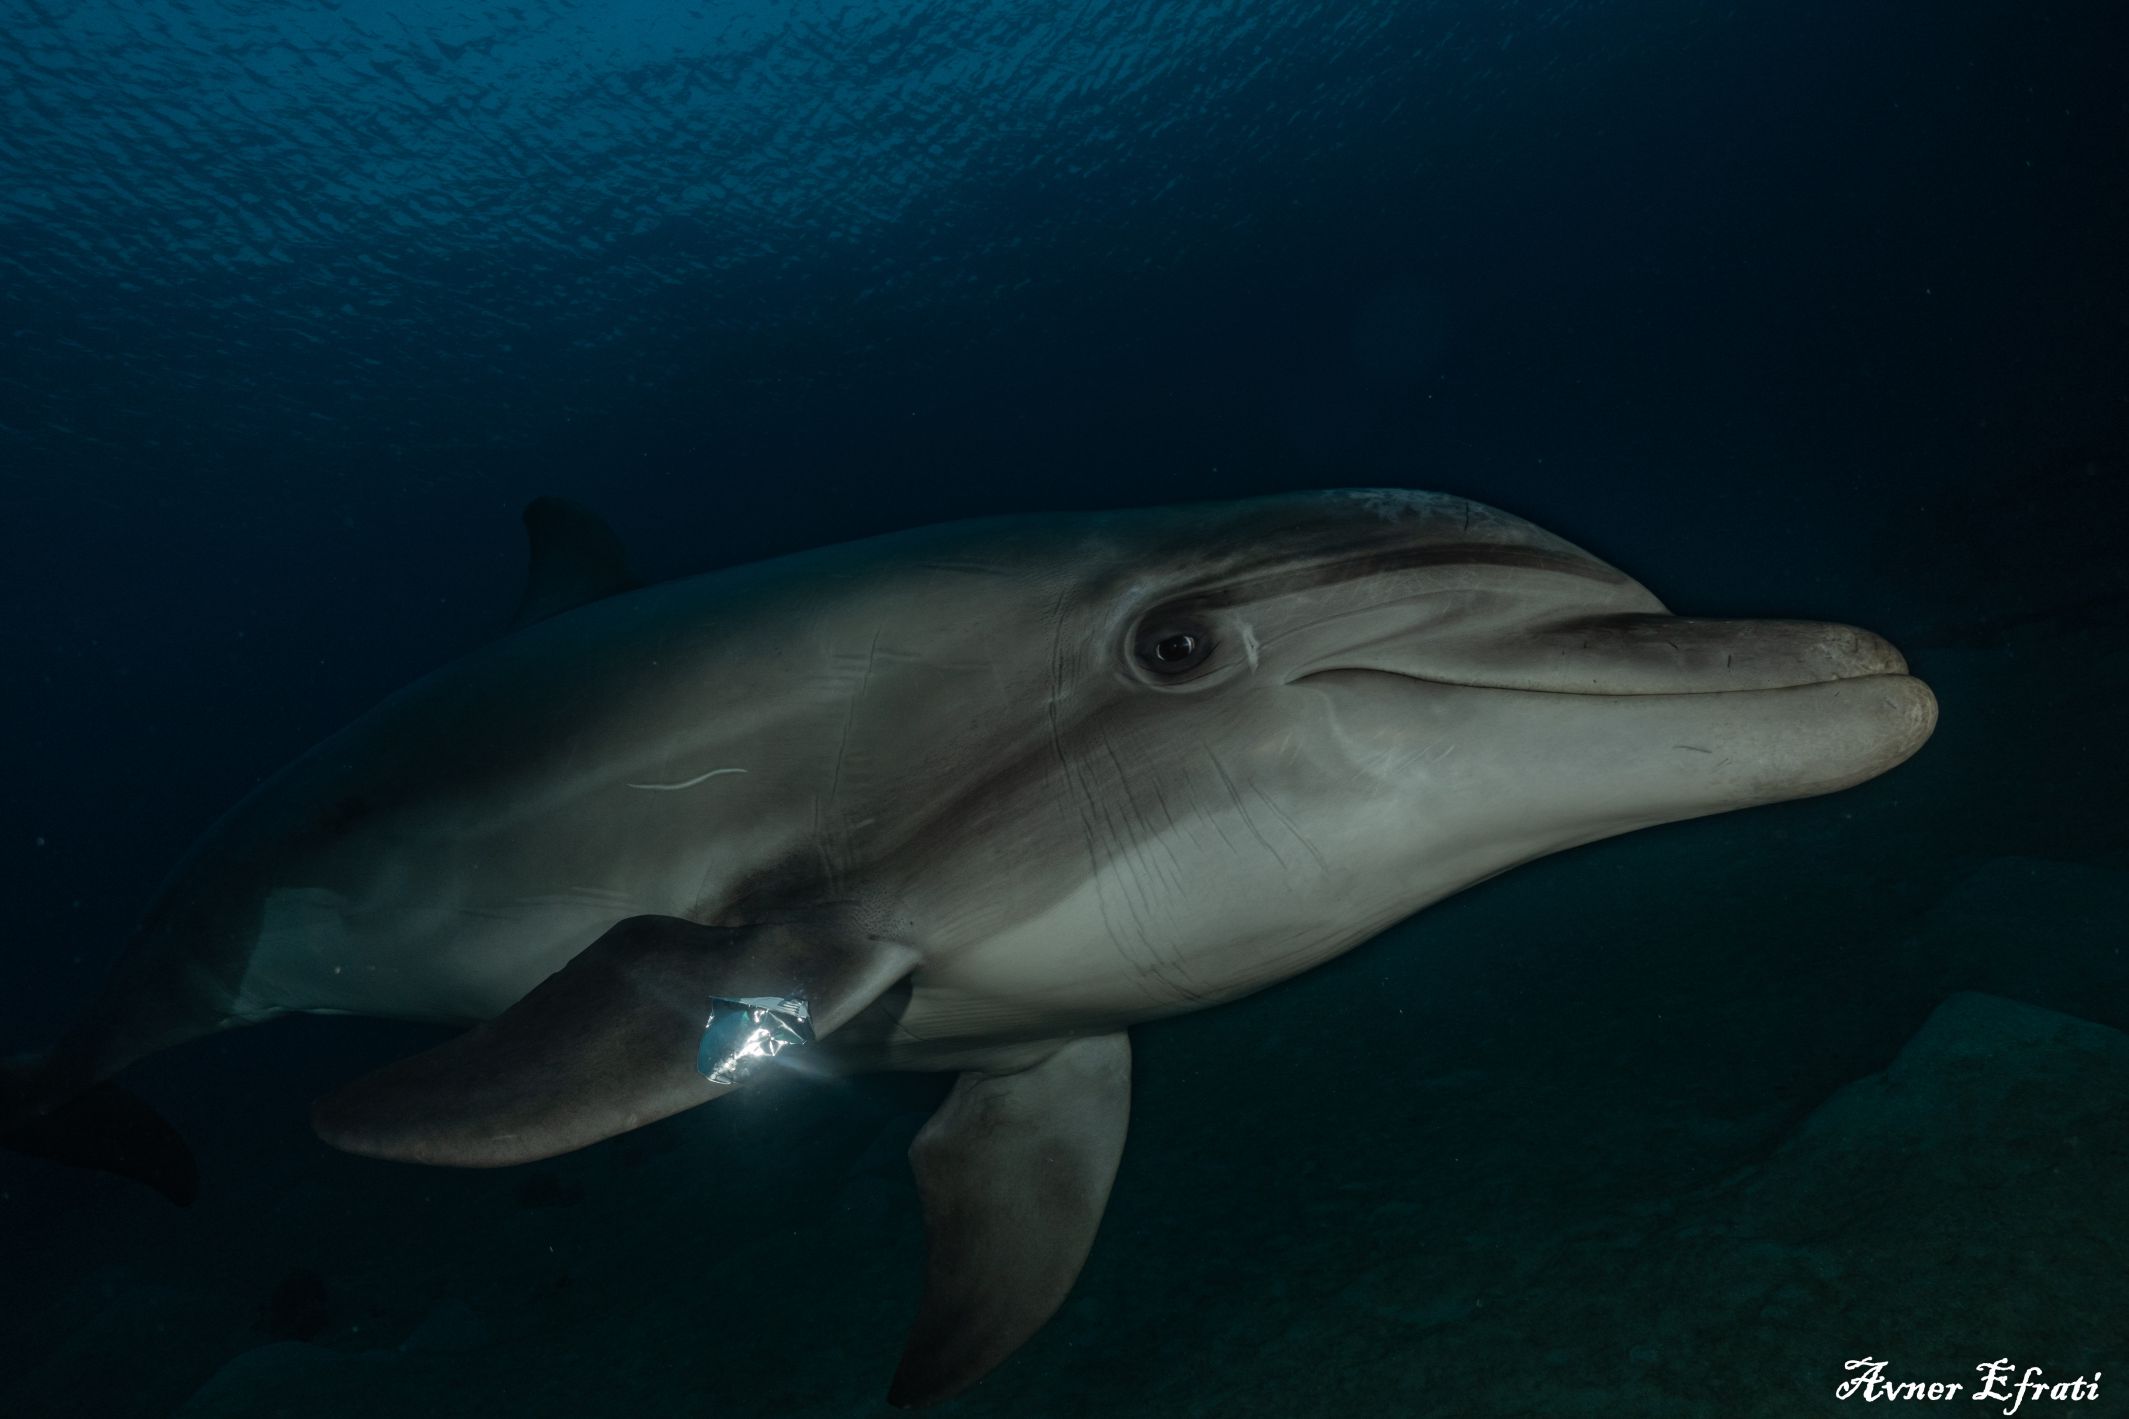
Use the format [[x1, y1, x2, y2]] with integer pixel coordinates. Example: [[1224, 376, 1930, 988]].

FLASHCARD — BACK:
[[508, 496, 635, 632]]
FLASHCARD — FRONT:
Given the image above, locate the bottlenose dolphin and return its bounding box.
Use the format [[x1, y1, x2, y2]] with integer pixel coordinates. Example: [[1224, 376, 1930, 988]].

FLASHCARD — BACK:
[[1, 488, 1937, 1404]]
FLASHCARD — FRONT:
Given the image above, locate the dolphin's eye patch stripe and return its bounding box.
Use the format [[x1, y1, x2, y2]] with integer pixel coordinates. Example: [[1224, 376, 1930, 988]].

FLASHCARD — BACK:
[[1163, 542, 1627, 614]]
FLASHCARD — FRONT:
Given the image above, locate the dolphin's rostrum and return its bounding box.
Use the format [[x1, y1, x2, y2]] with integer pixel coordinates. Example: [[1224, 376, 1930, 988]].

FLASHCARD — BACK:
[[0, 489, 1938, 1404]]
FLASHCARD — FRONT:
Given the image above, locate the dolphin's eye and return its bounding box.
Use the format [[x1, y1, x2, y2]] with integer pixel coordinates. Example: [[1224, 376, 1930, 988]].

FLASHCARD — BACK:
[[1133, 623, 1216, 676]]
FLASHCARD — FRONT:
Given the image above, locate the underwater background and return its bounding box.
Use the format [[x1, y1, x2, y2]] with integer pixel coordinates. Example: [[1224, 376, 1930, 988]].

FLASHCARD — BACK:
[[3, 0, 2126, 1415]]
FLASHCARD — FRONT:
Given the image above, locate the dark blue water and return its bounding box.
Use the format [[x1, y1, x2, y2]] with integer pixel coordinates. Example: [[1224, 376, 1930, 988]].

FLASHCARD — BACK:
[[3, 1, 2125, 1415]]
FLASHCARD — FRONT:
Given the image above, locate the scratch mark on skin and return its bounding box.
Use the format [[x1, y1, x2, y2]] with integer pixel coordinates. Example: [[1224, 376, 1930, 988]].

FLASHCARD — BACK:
[[1206, 749, 1287, 871], [628, 767, 749, 790], [1193, 746, 1248, 857], [1247, 782, 1332, 875], [828, 627, 883, 810], [1672, 745, 1713, 754], [1104, 735, 1186, 906]]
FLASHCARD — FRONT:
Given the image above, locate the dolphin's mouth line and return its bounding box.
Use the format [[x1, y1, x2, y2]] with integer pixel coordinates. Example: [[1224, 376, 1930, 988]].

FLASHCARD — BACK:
[[1288, 666, 1916, 697], [1286, 616, 1915, 697]]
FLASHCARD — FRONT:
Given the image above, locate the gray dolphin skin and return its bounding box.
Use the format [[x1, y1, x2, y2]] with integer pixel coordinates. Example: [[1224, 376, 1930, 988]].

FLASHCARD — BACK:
[[1, 488, 1938, 1404]]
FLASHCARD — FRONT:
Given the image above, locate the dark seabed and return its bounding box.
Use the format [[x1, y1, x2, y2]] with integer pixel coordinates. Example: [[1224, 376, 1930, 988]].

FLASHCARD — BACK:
[[3, 1, 2126, 1416]]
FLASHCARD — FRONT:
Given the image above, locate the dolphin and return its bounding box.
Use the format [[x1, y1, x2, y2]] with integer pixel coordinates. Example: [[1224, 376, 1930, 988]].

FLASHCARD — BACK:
[[0, 488, 1937, 1404]]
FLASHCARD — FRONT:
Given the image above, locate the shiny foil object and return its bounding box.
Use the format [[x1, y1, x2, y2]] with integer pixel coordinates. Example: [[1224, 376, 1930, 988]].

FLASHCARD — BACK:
[[697, 995, 814, 1085]]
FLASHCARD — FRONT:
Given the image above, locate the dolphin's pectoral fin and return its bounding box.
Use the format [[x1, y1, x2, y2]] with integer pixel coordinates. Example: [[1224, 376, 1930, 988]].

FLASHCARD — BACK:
[[889, 1031, 1132, 1408], [311, 914, 915, 1168], [507, 496, 635, 632]]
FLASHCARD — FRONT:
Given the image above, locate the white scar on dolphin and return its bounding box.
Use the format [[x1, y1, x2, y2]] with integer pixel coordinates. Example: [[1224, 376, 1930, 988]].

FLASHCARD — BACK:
[[0, 488, 1937, 1407], [627, 766, 748, 790]]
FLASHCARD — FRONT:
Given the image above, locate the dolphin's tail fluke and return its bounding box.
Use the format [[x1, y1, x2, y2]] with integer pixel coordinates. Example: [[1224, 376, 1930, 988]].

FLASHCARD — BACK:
[[0, 1052, 199, 1206], [0, 918, 239, 1204]]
